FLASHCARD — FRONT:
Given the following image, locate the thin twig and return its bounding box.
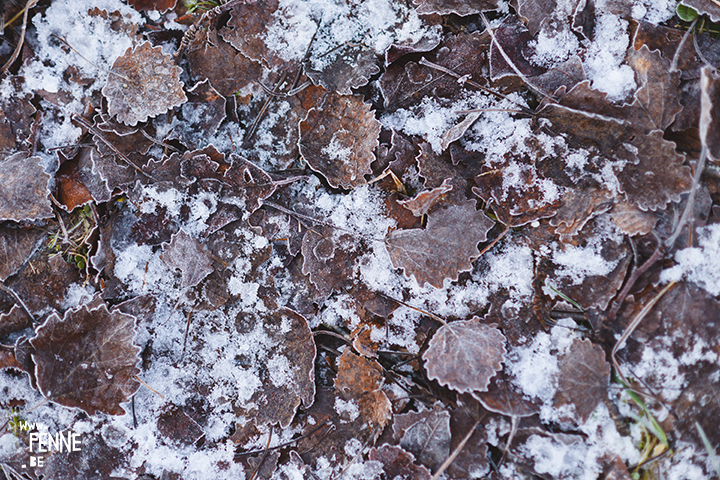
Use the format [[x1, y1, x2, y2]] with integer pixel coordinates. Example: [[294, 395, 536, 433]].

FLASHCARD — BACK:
[[1, 0, 38, 73], [671, 18, 698, 72], [431, 419, 481, 480], [248, 425, 273, 480]]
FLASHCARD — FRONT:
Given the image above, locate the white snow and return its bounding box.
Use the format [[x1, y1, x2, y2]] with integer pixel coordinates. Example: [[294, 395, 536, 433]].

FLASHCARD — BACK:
[[661, 224, 720, 296]]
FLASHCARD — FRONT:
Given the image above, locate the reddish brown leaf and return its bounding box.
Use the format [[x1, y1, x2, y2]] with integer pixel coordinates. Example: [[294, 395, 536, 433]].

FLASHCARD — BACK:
[[56, 156, 94, 212], [6, 251, 80, 314], [0, 95, 36, 155], [0, 305, 32, 338], [102, 41, 187, 126], [399, 178, 453, 217], [423, 318, 506, 393], [157, 403, 205, 446], [127, 0, 177, 13], [299, 93, 380, 189], [335, 350, 392, 431], [385, 200, 494, 288], [368, 444, 431, 480], [473, 374, 541, 418], [607, 200, 658, 236], [0, 152, 53, 222], [161, 229, 214, 290], [489, 18, 546, 81], [553, 338, 610, 425], [517, 0, 557, 36], [29, 303, 141, 415]]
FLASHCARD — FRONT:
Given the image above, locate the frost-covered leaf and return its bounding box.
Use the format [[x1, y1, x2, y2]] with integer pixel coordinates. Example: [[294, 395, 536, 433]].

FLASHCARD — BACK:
[[553, 338, 610, 424], [183, 19, 262, 97], [335, 350, 392, 431], [301, 227, 359, 297], [423, 318, 506, 393], [385, 201, 494, 288], [607, 200, 658, 236], [102, 41, 187, 126], [56, 154, 94, 212], [0, 226, 46, 282], [517, 0, 557, 36], [0, 152, 53, 222], [241, 308, 316, 428], [489, 18, 546, 81], [413, 0, 497, 16], [380, 31, 490, 110], [473, 374, 541, 418], [6, 251, 80, 314], [550, 187, 612, 240], [398, 178, 453, 217], [29, 303, 141, 415], [168, 79, 226, 148], [161, 229, 214, 290], [223, 154, 278, 213], [700, 66, 720, 162], [392, 402, 451, 471], [220, 0, 281, 68], [617, 131, 692, 211], [680, 0, 720, 22], [368, 444, 431, 480], [299, 93, 380, 189], [305, 44, 380, 95], [0, 95, 36, 155], [39, 427, 128, 479], [0, 305, 32, 339]]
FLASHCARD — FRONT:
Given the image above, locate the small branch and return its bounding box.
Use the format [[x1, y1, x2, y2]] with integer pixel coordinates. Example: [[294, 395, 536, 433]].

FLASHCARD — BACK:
[[431, 419, 481, 480], [1, 0, 39, 73]]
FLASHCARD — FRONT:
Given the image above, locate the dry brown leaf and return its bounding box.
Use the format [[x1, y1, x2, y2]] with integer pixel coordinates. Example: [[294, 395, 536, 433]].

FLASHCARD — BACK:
[[368, 444, 431, 480], [127, 0, 177, 12], [423, 318, 506, 393], [102, 41, 187, 126], [0, 152, 53, 222], [385, 200, 494, 288], [299, 93, 380, 189], [398, 178, 454, 217], [161, 229, 214, 290], [301, 226, 358, 297], [335, 349, 392, 431], [220, 0, 281, 68], [391, 402, 451, 471], [223, 154, 278, 213], [240, 308, 316, 428], [553, 338, 610, 425], [0, 226, 47, 282], [305, 45, 380, 95], [29, 303, 141, 415]]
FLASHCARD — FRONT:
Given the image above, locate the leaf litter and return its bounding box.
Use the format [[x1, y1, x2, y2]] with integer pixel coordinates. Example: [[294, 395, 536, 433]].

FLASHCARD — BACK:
[[0, 0, 719, 478]]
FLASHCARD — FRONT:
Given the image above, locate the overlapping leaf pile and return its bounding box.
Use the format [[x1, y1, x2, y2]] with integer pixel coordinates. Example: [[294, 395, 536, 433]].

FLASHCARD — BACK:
[[1, 0, 720, 478]]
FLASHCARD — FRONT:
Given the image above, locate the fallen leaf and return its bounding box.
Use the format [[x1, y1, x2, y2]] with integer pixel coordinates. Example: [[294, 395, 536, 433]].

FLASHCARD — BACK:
[[168, 79, 226, 148], [0, 152, 53, 222], [5, 251, 80, 314], [102, 41, 187, 126], [240, 308, 316, 428], [335, 349, 392, 431], [700, 66, 720, 162], [368, 444, 431, 480], [391, 402, 451, 471], [161, 229, 214, 290], [423, 318, 506, 393], [680, 0, 720, 22], [223, 154, 278, 213], [56, 155, 94, 211], [127, 0, 177, 12], [0, 226, 47, 282], [299, 93, 380, 189], [301, 227, 359, 297], [220, 0, 282, 68], [29, 303, 141, 415], [553, 338, 610, 425], [305, 44, 380, 95], [385, 200, 494, 288]]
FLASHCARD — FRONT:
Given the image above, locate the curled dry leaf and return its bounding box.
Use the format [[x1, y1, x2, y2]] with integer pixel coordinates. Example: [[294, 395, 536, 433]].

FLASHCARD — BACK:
[[102, 41, 187, 126], [385, 200, 494, 288], [335, 349, 392, 431], [391, 402, 451, 471], [0, 152, 53, 222], [299, 93, 380, 189], [553, 338, 610, 425], [423, 318, 506, 393], [399, 178, 453, 217], [161, 229, 214, 290], [29, 303, 141, 415]]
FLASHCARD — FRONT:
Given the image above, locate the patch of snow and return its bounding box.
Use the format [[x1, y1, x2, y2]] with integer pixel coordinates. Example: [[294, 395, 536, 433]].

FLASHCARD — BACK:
[[661, 224, 720, 296], [583, 13, 636, 102]]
